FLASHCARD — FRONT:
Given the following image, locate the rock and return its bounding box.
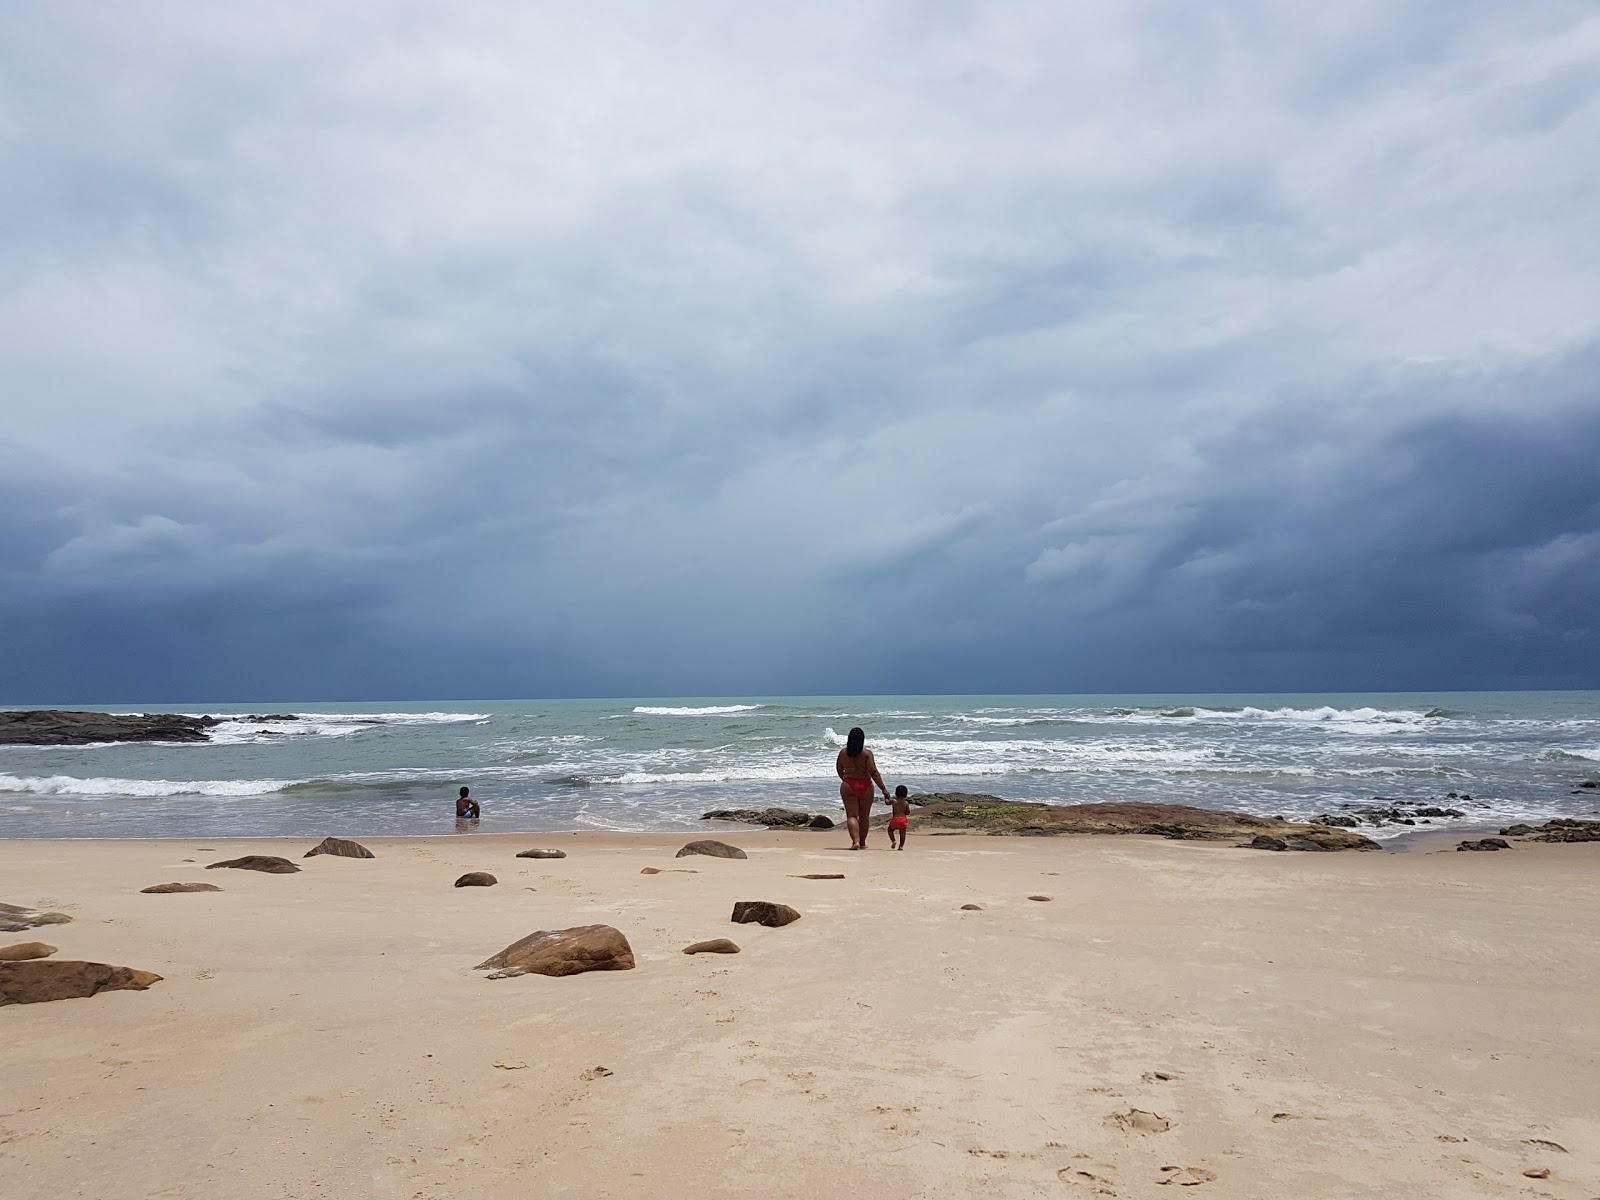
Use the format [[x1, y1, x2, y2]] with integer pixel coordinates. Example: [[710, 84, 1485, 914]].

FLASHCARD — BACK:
[[1577, 780, 1599, 789], [1028, 894, 1052, 902], [205, 856, 300, 874], [702, 807, 816, 828], [1107, 1108, 1172, 1134], [683, 938, 741, 955], [808, 814, 835, 829], [455, 872, 497, 887], [1244, 835, 1288, 851], [140, 882, 223, 893], [790, 873, 845, 880], [0, 902, 74, 933], [0, 960, 163, 1006], [1530, 819, 1600, 843], [476, 925, 635, 976], [0, 709, 220, 746], [640, 867, 661, 874], [304, 837, 375, 859], [676, 840, 748, 860], [1499, 825, 1535, 837], [0, 942, 57, 961], [1457, 838, 1511, 852], [516, 848, 567, 859], [910, 800, 1380, 850], [731, 900, 801, 927], [960, 903, 983, 911], [1312, 814, 1360, 828], [1523, 1168, 1551, 1179]]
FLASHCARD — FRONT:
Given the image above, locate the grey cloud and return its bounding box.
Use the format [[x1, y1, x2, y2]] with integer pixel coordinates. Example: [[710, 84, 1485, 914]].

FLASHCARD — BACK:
[[1, 2, 1598, 700]]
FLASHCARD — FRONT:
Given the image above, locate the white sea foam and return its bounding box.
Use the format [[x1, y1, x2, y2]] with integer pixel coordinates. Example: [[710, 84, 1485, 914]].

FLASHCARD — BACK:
[[0, 774, 292, 798], [632, 705, 764, 716], [202, 711, 491, 745]]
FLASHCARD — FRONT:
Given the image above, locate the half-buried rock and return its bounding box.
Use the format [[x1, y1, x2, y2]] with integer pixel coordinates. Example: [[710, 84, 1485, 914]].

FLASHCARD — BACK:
[[1, 960, 163, 1006], [731, 900, 801, 927], [0, 902, 73, 934], [476, 925, 635, 978], [677, 840, 747, 860], [0, 942, 57, 961], [206, 855, 300, 874], [516, 848, 567, 859], [304, 837, 375, 859], [684, 938, 740, 955], [141, 882, 223, 894], [455, 872, 497, 887]]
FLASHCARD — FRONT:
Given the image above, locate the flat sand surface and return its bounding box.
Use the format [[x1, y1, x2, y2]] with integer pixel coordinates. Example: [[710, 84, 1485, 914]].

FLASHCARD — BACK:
[[3, 830, 1598, 1199]]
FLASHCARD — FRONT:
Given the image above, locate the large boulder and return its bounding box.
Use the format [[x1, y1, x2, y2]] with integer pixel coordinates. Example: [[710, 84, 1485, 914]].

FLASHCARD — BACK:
[[476, 925, 635, 977], [140, 882, 223, 894], [677, 840, 748, 860], [731, 900, 801, 928], [0, 902, 73, 933], [516, 848, 568, 859], [0, 960, 163, 1006], [0, 942, 57, 961], [808, 814, 835, 829], [1458, 838, 1511, 852], [1531, 819, 1600, 843], [206, 856, 300, 874], [455, 872, 497, 887], [304, 837, 375, 859]]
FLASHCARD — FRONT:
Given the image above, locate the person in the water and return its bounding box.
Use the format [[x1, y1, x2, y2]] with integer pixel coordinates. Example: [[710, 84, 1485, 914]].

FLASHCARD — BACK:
[[455, 786, 480, 819]]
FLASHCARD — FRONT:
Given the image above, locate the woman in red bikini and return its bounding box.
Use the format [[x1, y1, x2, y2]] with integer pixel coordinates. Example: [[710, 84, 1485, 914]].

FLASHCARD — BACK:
[[836, 726, 890, 850]]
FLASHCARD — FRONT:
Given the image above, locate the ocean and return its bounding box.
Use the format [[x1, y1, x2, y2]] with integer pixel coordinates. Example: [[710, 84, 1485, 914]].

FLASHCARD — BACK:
[[2, 692, 1597, 841]]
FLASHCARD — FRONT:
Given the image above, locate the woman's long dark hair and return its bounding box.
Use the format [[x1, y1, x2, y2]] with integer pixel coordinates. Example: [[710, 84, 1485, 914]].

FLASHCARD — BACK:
[[845, 727, 865, 758]]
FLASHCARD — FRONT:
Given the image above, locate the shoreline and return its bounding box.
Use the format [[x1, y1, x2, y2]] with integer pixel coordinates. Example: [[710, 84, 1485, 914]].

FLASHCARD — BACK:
[[6, 830, 1598, 1198]]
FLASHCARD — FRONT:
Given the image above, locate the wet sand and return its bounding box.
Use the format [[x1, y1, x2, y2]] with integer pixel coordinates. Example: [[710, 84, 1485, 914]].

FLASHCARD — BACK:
[[2, 830, 1597, 1199]]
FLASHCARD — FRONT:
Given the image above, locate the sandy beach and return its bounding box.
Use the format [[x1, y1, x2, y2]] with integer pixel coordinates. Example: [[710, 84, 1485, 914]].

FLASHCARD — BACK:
[[3, 829, 1598, 1199]]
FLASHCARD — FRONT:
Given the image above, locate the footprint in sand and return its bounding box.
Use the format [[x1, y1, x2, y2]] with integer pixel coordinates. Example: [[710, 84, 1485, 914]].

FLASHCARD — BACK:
[[1106, 1109, 1172, 1133], [1157, 1166, 1216, 1187], [1057, 1167, 1118, 1196]]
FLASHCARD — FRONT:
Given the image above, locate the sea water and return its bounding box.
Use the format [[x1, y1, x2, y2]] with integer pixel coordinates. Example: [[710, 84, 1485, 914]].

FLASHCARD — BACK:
[[1, 692, 1597, 840]]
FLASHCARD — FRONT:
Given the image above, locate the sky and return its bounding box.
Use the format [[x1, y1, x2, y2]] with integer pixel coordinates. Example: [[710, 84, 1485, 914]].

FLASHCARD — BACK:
[[2, 1, 1598, 702]]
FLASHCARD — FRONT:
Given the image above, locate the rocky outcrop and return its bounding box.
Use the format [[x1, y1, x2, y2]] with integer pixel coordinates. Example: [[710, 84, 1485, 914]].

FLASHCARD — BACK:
[[0, 942, 57, 961], [683, 938, 741, 955], [1529, 819, 1600, 843], [1458, 838, 1510, 851], [1498, 819, 1600, 842], [0, 902, 73, 933], [731, 900, 801, 927], [677, 840, 748, 859], [516, 848, 567, 859], [455, 872, 497, 887], [908, 800, 1380, 851], [0, 709, 221, 746], [0, 960, 163, 1005], [304, 837, 375, 859], [206, 856, 300, 874], [703, 808, 831, 829], [1314, 796, 1470, 829], [140, 882, 223, 893], [476, 925, 635, 977]]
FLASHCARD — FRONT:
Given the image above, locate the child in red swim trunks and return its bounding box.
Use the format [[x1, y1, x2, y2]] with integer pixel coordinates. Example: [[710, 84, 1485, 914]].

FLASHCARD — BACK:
[[887, 785, 911, 850]]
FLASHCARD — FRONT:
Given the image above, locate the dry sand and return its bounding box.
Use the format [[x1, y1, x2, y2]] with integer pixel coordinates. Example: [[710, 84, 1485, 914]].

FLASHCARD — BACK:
[[2, 829, 1598, 1199]]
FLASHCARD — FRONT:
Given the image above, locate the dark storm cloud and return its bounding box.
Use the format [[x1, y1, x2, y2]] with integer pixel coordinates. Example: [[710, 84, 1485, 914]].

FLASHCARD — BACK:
[[1, 1, 1597, 700]]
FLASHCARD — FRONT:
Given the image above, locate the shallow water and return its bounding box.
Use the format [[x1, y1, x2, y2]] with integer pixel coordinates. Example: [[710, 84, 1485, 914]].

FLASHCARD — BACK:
[[2, 691, 1597, 839]]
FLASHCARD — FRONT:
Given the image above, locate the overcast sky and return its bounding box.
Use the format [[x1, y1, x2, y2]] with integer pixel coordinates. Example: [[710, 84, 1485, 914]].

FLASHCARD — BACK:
[[2, 1, 1598, 702]]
